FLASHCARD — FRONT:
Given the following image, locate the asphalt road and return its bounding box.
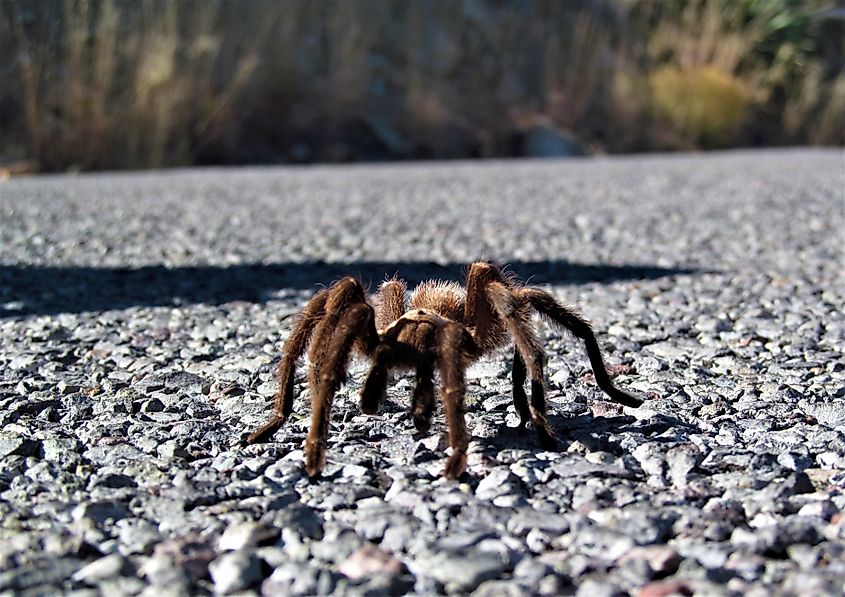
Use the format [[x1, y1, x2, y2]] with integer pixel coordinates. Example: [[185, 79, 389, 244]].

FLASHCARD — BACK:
[[1, 149, 843, 595]]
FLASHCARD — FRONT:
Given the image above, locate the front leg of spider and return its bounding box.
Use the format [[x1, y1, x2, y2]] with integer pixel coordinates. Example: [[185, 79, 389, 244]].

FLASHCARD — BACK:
[[304, 301, 375, 478], [246, 288, 329, 445], [437, 322, 477, 479], [252, 276, 378, 480], [411, 355, 436, 433], [307, 278, 378, 478]]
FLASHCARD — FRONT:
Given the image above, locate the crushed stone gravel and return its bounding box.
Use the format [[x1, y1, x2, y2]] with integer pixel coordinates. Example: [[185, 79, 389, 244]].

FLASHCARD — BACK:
[[1, 148, 844, 595]]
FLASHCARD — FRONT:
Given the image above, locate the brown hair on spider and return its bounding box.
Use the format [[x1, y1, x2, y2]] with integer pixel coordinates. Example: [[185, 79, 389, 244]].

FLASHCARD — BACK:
[[246, 261, 643, 479]]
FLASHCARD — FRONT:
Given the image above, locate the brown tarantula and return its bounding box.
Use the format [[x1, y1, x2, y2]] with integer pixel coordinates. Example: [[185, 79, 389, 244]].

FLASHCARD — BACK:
[[247, 261, 642, 479]]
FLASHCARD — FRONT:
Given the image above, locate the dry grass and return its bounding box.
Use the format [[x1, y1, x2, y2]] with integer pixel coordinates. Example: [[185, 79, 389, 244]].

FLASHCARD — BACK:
[[783, 68, 845, 145], [649, 66, 755, 147], [642, 0, 766, 147], [0, 0, 841, 171], [3, 0, 270, 170]]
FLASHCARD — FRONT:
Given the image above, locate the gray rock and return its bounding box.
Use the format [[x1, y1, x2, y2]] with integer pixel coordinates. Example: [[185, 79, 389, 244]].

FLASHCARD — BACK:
[[41, 436, 82, 462], [209, 550, 263, 595], [513, 557, 554, 582], [89, 471, 137, 489], [164, 371, 207, 392], [261, 562, 338, 596], [667, 444, 701, 488], [261, 504, 324, 540], [0, 433, 38, 458], [799, 401, 845, 428], [575, 578, 625, 597], [0, 557, 84, 592], [72, 554, 130, 584], [507, 510, 571, 537], [632, 443, 666, 479], [140, 535, 216, 584], [473, 579, 531, 596], [796, 500, 837, 520], [73, 501, 131, 525], [116, 518, 162, 555], [476, 466, 522, 500], [412, 551, 507, 593], [218, 521, 279, 552]]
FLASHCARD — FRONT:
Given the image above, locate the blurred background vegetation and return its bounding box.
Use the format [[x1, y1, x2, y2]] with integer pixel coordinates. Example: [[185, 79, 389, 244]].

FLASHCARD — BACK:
[[1, 0, 842, 172]]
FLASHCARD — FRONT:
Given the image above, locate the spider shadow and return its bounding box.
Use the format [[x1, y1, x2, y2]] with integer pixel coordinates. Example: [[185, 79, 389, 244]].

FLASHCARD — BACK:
[[482, 409, 701, 458], [0, 259, 698, 317]]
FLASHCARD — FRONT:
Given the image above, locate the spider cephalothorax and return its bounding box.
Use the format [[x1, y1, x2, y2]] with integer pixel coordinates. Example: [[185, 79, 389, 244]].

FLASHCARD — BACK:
[[247, 261, 643, 479]]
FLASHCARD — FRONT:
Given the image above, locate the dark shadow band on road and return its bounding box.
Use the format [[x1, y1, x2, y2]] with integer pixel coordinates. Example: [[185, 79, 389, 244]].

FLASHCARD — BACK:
[[0, 260, 697, 317]]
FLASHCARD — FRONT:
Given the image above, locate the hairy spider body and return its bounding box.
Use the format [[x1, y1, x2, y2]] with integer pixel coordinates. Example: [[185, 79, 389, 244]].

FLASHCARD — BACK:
[[247, 262, 642, 479]]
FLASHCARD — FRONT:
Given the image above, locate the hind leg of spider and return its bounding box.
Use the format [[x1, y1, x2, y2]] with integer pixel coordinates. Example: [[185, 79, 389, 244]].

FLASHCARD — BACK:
[[512, 350, 532, 433], [528, 376, 556, 451], [247, 288, 329, 445], [519, 288, 642, 408], [487, 282, 557, 451]]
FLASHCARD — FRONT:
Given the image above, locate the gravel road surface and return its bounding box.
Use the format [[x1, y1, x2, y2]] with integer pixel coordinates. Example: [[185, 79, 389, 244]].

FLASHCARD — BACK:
[[1, 149, 844, 596]]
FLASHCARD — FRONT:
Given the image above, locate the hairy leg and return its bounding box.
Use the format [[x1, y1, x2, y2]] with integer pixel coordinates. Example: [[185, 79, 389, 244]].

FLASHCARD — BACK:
[[375, 278, 407, 331], [359, 316, 418, 415], [363, 312, 438, 429], [412, 355, 436, 433], [520, 288, 642, 408], [463, 261, 504, 350], [247, 288, 329, 444], [308, 278, 372, 381], [511, 350, 531, 430], [487, 282, 557, 450], [360, 343, 393, 414], [401, 321, 438, 432], [304, 302, 375, 478], [437, 322, 472, 479]]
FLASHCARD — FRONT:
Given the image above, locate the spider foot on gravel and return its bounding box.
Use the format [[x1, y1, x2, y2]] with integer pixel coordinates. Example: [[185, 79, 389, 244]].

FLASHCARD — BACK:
[[245, 261, 644, 479]]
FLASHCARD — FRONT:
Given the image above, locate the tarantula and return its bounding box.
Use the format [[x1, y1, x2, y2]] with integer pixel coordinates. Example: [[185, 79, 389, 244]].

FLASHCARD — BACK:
[[246, 261, 642, 479]]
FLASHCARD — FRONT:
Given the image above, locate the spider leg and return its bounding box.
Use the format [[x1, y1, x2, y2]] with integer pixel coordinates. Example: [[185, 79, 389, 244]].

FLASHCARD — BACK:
[[359, 316, 411, 415], [360, 342, 393, 414], [463, 261, 501, 350], [487, 282, 557, 450], [412, 355, 436, 433], [511, 350, 531, 431], [375, 278, 407, 331], [247, 288, 329, 444], [304, 301, 375, 478], [401, 321, 439, 432], [519, 288, 642, 408], [437, 322, 473, 479], [308, 278, 375, 379], [361, 319, 436, 431]]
